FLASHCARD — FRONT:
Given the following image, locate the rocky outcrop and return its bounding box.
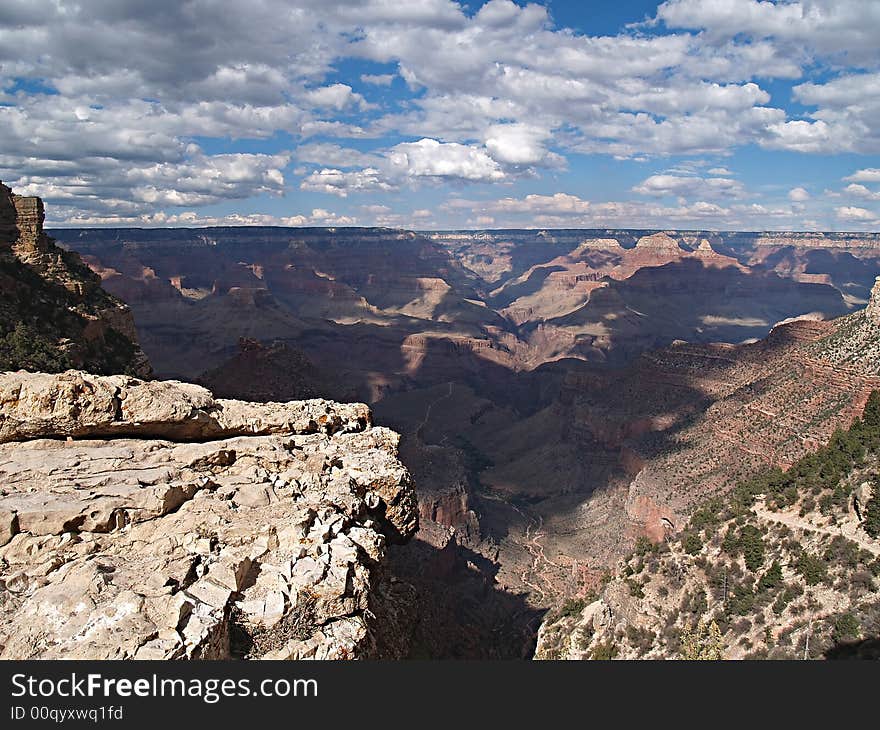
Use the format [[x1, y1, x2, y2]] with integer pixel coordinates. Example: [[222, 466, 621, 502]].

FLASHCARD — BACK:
[[0, 372, 418, 660], [633, 232, 682, 251], [0, 182, 150, 377], [867, 277, 880, 325], [0, 370, 370, 445]]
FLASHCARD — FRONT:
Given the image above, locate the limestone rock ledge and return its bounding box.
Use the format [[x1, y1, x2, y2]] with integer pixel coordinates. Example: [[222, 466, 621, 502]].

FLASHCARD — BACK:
[[0, 371, 418, 660]]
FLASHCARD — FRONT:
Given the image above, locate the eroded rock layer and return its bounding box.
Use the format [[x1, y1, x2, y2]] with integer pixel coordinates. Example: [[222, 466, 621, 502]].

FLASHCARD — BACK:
[[0, 372, 417, 660], [0, 183, 150, 377]]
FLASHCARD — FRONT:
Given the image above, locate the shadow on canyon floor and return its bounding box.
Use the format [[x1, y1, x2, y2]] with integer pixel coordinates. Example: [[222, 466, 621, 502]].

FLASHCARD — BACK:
[[386, 538, 546, 659]]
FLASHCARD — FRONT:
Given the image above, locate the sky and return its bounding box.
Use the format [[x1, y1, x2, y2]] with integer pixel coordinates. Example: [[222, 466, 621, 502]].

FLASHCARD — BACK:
[[1, 0, 879, 231]]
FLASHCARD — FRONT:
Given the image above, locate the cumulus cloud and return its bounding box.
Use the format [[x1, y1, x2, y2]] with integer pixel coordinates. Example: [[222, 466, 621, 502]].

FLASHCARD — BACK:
[[789, 187, 810, 202], [483, 123, 562, 167], [299, 168, 395, 197], [303, 84, 372, 111], [441, 189, 831, 230], [387, 138, 505, 181], [632, 174, 746, 198], [6, 148, 290, 216], [845, 168, 880, 183], [446, 192, 744, 228], [297, 137, 513, 196], [657, 0, 880, 67], [836, 205, 879, 223], [295, 143, 383, 169], [46, 207, 356, 228], [843, 184, 880, 201]]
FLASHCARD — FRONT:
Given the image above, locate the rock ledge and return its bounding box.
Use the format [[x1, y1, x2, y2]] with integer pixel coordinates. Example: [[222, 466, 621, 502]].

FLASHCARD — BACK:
[[0, 371, 418, 660]]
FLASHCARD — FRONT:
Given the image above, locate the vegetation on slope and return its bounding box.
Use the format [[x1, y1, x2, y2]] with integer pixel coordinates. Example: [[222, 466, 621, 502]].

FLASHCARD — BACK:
[[0, 252, 140, 375], [538, 391, 880, 660]]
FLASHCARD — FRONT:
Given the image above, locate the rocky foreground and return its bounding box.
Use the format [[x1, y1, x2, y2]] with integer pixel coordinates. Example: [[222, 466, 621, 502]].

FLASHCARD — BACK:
[[0, 371, 417, 659]]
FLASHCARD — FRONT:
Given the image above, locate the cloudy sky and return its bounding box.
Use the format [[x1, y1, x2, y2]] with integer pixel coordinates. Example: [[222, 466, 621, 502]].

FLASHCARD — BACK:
[[2, 0, 879, 230]]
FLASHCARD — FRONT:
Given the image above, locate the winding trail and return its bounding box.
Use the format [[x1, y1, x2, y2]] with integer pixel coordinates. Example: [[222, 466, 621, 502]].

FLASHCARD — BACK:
[[481, 491, 562, 604], [753, 499, 880, 557], [415, 381, 454, 441]]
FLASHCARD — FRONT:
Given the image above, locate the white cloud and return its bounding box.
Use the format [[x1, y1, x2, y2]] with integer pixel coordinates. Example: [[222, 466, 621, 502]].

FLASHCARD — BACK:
[[299, 167, 395, 197], [303, 84, 372, 111], [483, 123, 559, 167], [441, 190, 832, 230], [295, 143, 382, 168], [388, 138, 505, 181], [657, 0, 880, 67], [845, 168, 880, 183], [843, 183, 880, 201], [1, 0, 879, 221], [47, 207, 356, 228], [360, 73, 395, 86], [788, 186, 810, 202], [762, 119, 833, 153], [632, 174, 746, 198], [836, 205, 879, 223]]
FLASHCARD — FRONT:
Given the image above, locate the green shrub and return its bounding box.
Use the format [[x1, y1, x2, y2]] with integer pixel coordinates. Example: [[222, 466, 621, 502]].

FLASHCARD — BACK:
[[832, 613, 860, 643], [635, 535, 658, 556], [626, 579, 645, 599], [739, 525, 765, 572], [559, 597, 587, 619], [682, 531, 702, 555], [796, 552, 828, 586], [758, 561, 783, 592], [865, 486, 880, 539], [590, 641, 618, 660]]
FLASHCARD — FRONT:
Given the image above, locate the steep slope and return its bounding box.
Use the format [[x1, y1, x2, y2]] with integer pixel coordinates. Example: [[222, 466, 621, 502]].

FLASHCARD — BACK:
[[536, 391, 880, 660], [0, 183, 150, 376], [198, 338, 356, 403], [457, 281, 880, 611]]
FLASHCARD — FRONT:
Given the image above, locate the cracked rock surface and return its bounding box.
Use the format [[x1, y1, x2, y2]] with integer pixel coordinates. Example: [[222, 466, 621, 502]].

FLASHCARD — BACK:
[[0, 371, 418, 660]]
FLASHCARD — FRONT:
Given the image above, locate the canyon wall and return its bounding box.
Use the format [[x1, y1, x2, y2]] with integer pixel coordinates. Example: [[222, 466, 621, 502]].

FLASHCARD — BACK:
[[0, 183, 150, 377]]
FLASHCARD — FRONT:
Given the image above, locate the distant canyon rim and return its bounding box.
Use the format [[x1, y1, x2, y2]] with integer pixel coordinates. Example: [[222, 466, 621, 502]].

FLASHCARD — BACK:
[[50, 224, 880, 657]]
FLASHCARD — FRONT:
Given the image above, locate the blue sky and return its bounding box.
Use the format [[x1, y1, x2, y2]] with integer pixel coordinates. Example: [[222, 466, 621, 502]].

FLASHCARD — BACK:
[[1, 0, 879, 230]]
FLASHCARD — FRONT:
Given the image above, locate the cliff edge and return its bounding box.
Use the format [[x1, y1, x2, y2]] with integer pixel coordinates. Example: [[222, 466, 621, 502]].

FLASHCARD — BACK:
[[0, 371, 418, 659], [0, 183, 150, 377]]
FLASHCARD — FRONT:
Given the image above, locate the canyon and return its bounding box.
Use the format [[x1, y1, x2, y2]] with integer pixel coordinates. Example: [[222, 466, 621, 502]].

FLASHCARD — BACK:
[[45, 221, 880, 657]]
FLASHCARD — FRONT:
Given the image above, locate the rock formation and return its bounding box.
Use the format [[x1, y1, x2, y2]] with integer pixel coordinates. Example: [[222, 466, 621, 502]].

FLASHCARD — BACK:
[[0, 372, 417, 659], [867, 276, 880, 325], [0, 182, 150, 377]]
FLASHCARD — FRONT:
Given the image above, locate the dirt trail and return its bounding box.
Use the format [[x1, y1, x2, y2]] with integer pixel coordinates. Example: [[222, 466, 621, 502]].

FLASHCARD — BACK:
[[415, 381, 454, 440], [753, 500, 880, 557], [481, 491, 563, 604]]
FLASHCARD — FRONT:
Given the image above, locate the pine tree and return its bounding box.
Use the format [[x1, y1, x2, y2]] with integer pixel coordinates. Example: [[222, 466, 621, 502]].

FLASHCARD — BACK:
[[679, 618, 725, 660], [740, 524, 765, 572], [759, 561, 783, 591], [864, 485, 880, 539], [863, 390, 880, 431]]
